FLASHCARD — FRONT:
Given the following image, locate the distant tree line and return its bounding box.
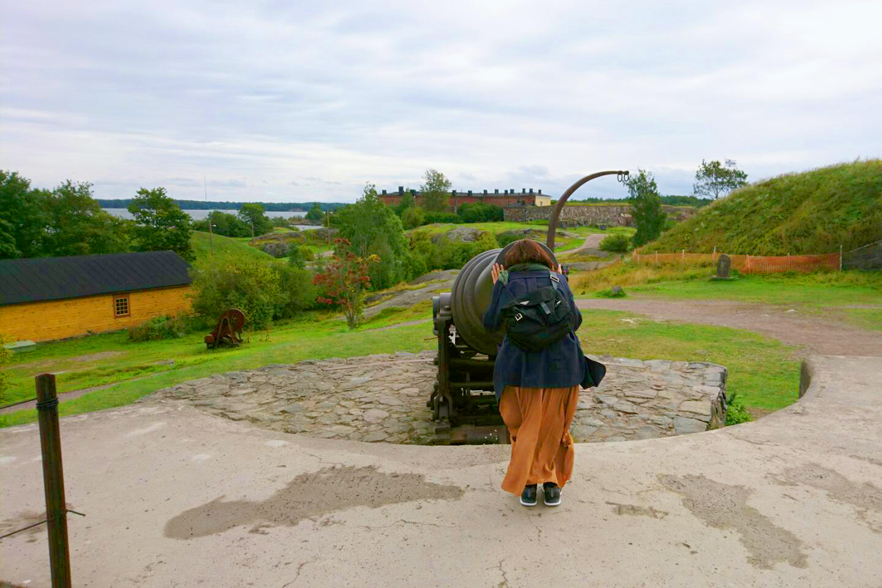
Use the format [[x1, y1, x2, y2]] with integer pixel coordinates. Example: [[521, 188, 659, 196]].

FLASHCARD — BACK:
[[1, 169, 196, 261], [95, 199, 348, 212]]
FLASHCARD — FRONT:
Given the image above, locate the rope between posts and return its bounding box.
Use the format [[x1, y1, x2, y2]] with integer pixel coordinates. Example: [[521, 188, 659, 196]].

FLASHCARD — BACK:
[[0, 510, 85, 540], [0, 396, 38, 411]]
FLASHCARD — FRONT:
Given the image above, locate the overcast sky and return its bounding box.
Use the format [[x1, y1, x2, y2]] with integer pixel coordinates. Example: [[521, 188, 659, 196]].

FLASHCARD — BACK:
[[2, 0, 880, 204]]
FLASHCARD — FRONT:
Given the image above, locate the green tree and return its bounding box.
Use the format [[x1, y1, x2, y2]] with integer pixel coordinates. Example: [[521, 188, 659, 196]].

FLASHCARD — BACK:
[[0, 219, 18, 258], [334, 184, 411, 289], [195, 211, 249, 237], [419, 169, 452, 212], [238, 203, 273, 237], [0, 170, 49, 258], [305, 203, 324, 223], [128, 187, 193, 260], [694, 159, 748, 200], [626, 170, 667, 247], [44, 181, 130, 257], [395, 190, 416, 216], [401, 206, 425, 229]]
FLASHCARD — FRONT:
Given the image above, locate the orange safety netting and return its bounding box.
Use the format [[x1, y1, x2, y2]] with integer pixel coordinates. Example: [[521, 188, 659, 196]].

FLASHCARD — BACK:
[[631, 251, 840, 274]]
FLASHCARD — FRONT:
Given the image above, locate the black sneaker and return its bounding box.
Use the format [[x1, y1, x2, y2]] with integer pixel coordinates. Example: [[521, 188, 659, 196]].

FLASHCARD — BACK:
[[520, 484, 538, 507], [543, 482, 561, 506]]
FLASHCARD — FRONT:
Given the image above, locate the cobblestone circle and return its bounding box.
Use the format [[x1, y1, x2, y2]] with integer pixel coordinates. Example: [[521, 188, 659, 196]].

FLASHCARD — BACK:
[[154, 351, 727, 444]]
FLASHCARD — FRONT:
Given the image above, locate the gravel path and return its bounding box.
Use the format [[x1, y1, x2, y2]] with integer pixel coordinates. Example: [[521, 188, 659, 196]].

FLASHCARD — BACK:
[[558, 233, 606, 256], [576, 298, 882, 357]]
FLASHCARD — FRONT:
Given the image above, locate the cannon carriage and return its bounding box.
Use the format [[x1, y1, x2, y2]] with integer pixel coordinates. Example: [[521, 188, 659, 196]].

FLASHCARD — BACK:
[[426, 170, 628, 444]]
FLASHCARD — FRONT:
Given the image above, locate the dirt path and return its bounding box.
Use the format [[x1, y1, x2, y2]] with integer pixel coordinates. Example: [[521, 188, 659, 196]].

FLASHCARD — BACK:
[[576, 298, 882, 357], [558, 233, 605, 256]]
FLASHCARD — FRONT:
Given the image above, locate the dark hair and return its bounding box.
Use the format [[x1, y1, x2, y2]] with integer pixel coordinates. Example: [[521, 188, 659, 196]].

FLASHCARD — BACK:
[[504, 239, 555, 269]]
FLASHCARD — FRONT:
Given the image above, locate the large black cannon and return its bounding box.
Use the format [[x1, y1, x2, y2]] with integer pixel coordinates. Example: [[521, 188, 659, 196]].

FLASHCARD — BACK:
[[428, 170, 628, 444]]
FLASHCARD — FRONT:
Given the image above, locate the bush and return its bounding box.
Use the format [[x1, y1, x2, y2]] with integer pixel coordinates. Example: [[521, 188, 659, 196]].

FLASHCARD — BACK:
[[596, 286, 626, 298], [407, 230, 499, 272], [599, 233, 631, 253], [422, 211, 461, 225], [191, 262, 286, 330], [457, 202, 504, 223], [273, 265, 318, 317], [287, 243, 315, 269], [402, 206, 425, 230], [128, 314, 191, 341], [725, 393, 752, 425]]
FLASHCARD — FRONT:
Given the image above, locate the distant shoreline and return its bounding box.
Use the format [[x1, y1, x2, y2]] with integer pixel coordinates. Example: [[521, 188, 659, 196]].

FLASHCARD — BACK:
[[102, 208, 308, 221]]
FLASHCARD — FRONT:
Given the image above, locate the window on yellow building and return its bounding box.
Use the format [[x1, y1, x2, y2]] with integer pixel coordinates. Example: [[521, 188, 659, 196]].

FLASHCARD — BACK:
[[114, 295, 130, 318]]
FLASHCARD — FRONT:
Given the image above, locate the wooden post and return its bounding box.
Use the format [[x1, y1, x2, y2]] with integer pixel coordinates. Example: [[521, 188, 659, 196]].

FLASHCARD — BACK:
[[36, 374, 72, 588], [840, 244, 843, 272], [713, 246, 716, 261]]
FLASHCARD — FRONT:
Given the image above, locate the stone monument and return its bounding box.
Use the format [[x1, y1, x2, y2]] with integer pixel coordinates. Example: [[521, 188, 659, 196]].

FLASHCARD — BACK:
[[711, 253, 735, 281]]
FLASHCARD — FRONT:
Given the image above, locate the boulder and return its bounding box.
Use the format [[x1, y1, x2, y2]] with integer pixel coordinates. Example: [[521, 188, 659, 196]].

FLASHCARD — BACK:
[[434, 226, 485, 243]]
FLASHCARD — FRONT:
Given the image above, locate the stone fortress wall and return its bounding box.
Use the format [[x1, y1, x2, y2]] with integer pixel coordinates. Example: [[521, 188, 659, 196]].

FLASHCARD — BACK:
[[504, 204, 698, 227]]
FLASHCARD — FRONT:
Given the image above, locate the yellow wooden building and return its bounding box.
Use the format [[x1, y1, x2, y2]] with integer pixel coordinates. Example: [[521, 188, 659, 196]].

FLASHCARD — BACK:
[[0, 251, 193, 342]]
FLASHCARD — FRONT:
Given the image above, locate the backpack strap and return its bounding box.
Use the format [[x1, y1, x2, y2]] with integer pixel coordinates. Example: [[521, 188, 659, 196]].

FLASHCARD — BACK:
[[549, 273, 560, 290]]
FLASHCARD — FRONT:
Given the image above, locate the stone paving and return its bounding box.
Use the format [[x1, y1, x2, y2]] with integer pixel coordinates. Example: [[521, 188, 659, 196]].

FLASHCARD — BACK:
[[154, 351, 727, 444]]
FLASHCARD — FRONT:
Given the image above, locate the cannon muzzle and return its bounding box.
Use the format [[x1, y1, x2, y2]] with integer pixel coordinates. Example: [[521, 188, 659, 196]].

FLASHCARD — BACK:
[[447, 242, 558, 356]]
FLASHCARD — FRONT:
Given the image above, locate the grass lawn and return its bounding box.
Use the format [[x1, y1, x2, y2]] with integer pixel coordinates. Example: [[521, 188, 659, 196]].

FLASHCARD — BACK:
[[578, 310, 800, 412], [190, 231, 278, 268], [0, 312, 438, 428], [2, 298, 802, 426], [626, 273, 882, 306]]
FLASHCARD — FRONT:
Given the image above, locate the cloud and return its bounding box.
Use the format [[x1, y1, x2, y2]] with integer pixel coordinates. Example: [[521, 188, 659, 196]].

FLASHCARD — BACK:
[[2, 0, 880, 202]]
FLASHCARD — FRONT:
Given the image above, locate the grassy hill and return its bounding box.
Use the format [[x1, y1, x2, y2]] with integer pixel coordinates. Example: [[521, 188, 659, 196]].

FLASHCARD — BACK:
[[190, 231, 278, 268], [643, 160, 882, 255]]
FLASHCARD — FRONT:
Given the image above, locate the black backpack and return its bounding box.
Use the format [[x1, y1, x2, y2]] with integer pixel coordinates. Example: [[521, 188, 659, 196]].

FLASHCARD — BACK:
[[501, 273, 575, 352]]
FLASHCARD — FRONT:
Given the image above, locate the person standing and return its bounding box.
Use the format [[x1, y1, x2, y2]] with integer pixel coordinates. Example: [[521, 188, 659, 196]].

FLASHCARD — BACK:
[[483, 239, 588, 507]]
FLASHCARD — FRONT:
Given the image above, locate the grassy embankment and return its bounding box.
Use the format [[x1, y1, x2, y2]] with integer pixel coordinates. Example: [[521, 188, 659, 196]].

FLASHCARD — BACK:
[[572, 260, 882, 330], [190, 230, 279, 267], [643, 160, 882, 255]]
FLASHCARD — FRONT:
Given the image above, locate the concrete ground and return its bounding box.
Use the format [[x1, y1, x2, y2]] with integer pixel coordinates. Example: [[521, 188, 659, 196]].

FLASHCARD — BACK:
[[2, 355, 881, 587]]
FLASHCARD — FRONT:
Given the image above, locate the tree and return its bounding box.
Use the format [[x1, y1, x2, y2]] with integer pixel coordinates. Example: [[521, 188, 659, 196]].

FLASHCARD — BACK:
[[313, 238, 379, 329], [44, 181, 130, 257], [401, 206, 425, 230], [334, 184, 411, 289], [128, 187, 193, 260], [305, 203, 324, 223], [238, 203, 273, 236], [626, 170, 667, 247], [0, 170, 49, 258], [694, 159, 748, 200], [395, 190, 415, 217], [0, 218, 19, 258], [419, 169, 452, 212]]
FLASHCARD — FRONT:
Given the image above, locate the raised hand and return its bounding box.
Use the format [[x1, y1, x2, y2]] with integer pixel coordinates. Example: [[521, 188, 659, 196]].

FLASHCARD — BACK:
[[491, 263, 504, 284]]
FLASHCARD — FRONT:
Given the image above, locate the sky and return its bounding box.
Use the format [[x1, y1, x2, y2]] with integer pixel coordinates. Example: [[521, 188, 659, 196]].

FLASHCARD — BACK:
[[1, 0, 880, 204]]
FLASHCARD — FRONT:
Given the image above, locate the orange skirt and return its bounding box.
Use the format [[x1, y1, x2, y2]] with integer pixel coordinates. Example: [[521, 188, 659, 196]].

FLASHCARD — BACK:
[[498, 385, 579, 495]]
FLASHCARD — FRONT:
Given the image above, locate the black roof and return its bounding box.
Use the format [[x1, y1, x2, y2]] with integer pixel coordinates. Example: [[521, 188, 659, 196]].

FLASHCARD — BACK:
[[0, 251, 192, 306]]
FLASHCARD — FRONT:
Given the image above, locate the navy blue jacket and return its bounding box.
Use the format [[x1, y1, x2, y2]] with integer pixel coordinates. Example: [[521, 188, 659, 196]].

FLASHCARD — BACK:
[[482, 269, 585, 401]]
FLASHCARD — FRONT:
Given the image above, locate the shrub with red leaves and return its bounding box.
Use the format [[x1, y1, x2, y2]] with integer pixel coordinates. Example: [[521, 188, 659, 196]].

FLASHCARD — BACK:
[[313, 238, 379, 329]]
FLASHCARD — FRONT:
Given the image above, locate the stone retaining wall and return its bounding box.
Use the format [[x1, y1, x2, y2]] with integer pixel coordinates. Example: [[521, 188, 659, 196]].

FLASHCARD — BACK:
[[503, 205, 697, 227], [154, 352, 727, 444]]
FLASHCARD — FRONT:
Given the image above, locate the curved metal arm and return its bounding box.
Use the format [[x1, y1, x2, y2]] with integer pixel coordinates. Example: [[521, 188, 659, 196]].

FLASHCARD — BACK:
[[546, 170, 629, 250]]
